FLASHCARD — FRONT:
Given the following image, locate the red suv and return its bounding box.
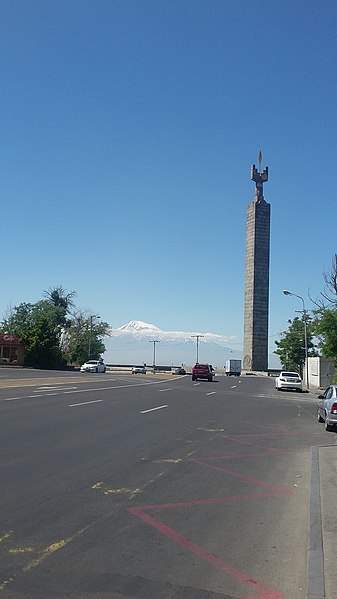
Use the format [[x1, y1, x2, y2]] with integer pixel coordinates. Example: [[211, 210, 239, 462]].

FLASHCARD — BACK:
[[192, 363, 213, 382]]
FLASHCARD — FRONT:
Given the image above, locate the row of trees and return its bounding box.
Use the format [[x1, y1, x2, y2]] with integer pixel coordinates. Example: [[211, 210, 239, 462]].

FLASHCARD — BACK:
[[0, 286, 110, 369], [275, 255, 337, 379]]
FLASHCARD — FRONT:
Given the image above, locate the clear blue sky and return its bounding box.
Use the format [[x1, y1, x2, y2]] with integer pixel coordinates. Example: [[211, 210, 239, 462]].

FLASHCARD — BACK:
[[1, 0, 336, 355]]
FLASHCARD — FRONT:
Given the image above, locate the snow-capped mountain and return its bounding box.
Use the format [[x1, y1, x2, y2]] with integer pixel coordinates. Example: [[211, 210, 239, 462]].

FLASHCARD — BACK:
[[116, 320, 161, 333], [103, 320, 241, 367]]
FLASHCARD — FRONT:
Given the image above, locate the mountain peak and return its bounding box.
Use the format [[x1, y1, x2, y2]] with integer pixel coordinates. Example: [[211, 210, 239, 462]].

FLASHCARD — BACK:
[[116, 320, 161, 333]]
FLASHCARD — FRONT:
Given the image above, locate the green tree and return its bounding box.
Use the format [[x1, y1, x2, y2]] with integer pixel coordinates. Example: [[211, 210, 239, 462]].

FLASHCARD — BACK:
[[307, 255, 337, 370], [274, 316, 317, 372], [312, 308, 337, 366], [62, 312, 110, 365], [0, 301, 66, 368], [1, 286, 110, 369]]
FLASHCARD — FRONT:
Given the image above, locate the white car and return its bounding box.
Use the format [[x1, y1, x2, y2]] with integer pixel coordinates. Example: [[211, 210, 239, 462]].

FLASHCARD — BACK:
[[132, 366, 147, 374], [275, 371, 302, 392], [80, 359, 106, 373]]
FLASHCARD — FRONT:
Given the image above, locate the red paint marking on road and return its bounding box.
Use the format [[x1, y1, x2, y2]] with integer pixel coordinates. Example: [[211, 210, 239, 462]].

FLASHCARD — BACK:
[[128, 508, 283, 599], [222, 436, 289, 455], [128, 491, 292, 511], [224, 432, 296, 438], [241, 421, 291, 432], [202, 452, 288, 460], [192, 459, 293, 495]]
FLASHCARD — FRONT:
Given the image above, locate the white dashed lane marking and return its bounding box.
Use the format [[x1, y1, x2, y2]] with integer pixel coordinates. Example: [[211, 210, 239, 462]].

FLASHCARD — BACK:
[[69, 400, 104, 407], [140, 405, 168, 414]]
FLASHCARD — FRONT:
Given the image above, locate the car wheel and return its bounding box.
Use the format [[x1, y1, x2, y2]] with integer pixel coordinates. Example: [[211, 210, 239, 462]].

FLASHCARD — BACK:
[[317, 411, 324, 423], [325, 415, 334, 432], [95, 367, 98, 373], [192, 375, 196, 381]]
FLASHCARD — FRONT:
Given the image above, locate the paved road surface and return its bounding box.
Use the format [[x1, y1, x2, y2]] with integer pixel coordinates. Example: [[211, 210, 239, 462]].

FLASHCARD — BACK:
[[0, 371, 330, 598]]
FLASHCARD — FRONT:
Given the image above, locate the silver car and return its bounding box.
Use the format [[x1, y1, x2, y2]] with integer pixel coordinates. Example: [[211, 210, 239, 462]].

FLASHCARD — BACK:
[[132, 366, 147, 374], [317, 385, 337, 432]]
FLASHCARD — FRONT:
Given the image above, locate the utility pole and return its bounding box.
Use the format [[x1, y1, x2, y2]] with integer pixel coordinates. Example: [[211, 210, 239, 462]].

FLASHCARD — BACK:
[[149, 340, 160, 374], [191, 335, 204, 363]]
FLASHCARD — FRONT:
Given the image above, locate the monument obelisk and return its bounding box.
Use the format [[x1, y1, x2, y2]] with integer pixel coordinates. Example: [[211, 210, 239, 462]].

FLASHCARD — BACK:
[[243, 153, 270, 372]]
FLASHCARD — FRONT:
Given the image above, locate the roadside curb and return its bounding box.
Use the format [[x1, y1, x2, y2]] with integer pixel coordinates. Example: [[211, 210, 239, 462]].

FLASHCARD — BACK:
[[307, 445, 325, 599]]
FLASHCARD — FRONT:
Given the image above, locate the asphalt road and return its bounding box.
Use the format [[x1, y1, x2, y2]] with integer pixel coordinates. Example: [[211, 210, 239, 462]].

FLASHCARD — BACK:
[[0, 370, 330, 599]]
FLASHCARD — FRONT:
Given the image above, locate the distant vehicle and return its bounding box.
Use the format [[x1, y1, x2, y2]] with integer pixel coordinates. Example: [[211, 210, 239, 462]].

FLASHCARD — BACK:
[[225, 359, 241, 376], [172, 367, 186, 375], [275, 371, 302, 392], [192, 363, 213, 382], [132, 366, 147, 374], [80, 359, 106, 373], [317, 385, 337, 431]]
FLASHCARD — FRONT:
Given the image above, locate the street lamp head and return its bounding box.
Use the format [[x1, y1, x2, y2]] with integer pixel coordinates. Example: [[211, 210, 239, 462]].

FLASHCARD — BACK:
[[283, 290, 292, 296]]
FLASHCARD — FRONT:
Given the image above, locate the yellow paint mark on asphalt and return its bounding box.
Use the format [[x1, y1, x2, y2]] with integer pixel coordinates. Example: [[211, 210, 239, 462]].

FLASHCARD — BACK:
[[0, 531, 13, 543], [129, 471, 165, 501], [9, 547, 34, 554], [23, 523, 94, 572], [92, 482, 141, 496], [198, 427, 224, 432], [0, 578, 14, 591], [154, 458, 182, 464], [91, 481, 104, 489]]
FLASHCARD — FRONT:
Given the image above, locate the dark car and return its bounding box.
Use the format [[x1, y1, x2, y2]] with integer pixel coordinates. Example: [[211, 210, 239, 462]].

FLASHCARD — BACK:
[[192, 363, 213, 382]]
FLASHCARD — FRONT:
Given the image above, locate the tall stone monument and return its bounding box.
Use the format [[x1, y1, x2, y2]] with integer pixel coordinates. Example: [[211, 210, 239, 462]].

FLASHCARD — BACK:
[[243, 154, 270, 372]]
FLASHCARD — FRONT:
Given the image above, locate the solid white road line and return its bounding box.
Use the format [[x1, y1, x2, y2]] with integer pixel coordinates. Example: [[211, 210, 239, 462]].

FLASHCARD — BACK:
[[3, 397, 21, 401], [206, 392, 216, 396], [158, 388, 172, 392], [69, 400, 103, 407], [140, 405, 168, 414], [35, 386, 77, 392], [0, 378, 177, 405]]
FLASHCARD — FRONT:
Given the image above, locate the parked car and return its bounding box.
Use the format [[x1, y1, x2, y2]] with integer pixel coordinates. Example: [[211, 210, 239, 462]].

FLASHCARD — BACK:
[[80, 359, 106, 373], [275, 371, 302, 392], [317, 385, 337, 431], [132, 366, 147, 374], [192, 363, 213, 382], [172, 367, 186, 375]]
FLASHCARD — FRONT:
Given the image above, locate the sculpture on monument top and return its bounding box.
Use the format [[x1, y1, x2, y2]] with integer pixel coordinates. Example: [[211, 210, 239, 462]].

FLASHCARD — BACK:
[[251, 150, 268, 202]]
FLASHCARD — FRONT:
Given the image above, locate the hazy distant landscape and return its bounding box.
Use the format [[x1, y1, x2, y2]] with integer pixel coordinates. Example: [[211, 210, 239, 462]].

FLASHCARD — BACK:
[[103, 321, 281, 368]]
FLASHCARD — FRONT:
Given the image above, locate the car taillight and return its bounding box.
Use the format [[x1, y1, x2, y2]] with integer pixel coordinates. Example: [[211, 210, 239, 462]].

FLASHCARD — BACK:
[[331, 402, 337, 414]]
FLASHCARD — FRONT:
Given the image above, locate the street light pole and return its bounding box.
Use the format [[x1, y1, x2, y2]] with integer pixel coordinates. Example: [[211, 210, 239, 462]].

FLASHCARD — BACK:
[[191, 335, 204, 363], [149, 340, 160, 374], [88, 315, 100, 359], [283, 290, 309, 389]]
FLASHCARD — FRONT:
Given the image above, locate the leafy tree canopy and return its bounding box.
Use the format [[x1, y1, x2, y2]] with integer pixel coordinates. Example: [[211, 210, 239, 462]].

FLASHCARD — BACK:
[[312, 308, 337, 366], [274, 316, 317, 372], [62, 311, 110, 366], [0, 287, 110, 369], [0, 300, 65, 368]]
